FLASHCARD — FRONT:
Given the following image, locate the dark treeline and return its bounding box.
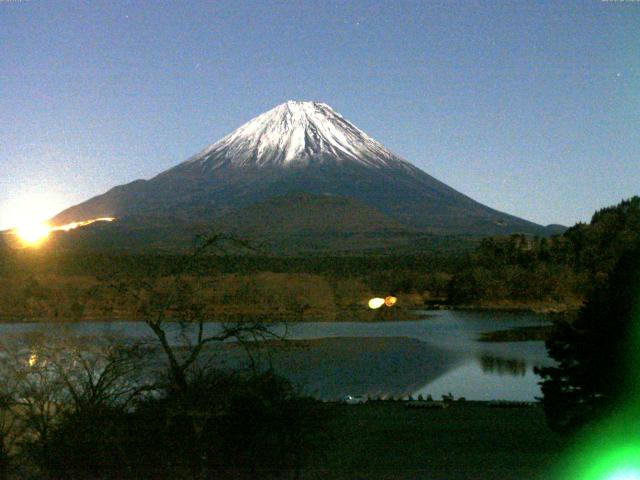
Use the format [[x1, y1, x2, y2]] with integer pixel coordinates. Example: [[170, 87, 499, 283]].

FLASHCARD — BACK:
[[1, 197, 638, 314], [447, 197, 640, 308], [0, 251, 464, 278], [536, 241, 640, 433]]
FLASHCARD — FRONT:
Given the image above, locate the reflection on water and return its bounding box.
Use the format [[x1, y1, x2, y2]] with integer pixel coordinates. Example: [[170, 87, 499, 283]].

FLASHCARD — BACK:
[[206, 336, 463, 401], [0, 310, 553, 401], [478, 354, 527, 376], [413, 361, 544, 402]]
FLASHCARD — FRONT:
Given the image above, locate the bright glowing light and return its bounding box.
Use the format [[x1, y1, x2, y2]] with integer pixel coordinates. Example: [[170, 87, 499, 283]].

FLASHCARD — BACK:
[[384, 296, 397, 307], [555, 434, 640, 480], [52, 217, 115, 232], [1, 192, 63, 233], [15, 222, 51, 247], [28, 353, 37, 367], [608, 468, 640, 480], [9, 217, 116, 248], [549, 296, 640, 479], [368, 298, 385, 309]]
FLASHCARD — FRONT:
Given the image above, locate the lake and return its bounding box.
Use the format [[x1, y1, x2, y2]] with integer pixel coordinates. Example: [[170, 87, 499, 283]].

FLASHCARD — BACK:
[[0, 310, 553, 401]]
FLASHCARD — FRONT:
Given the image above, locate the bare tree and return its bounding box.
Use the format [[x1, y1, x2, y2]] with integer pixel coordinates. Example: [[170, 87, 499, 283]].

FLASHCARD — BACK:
[[114, 233, 284, 393], [0, 332, 150, 476], [0, 392, 18, 480]]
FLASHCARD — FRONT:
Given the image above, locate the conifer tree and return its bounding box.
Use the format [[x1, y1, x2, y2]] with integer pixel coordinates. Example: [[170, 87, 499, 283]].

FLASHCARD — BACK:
[[536, 242, 640, 433]]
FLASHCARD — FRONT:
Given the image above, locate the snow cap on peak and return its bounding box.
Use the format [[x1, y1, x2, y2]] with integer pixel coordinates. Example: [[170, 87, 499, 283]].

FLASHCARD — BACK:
[[282, 99, 328, 108], [187, 100, 414, 170], [270, 100, 338, 119]]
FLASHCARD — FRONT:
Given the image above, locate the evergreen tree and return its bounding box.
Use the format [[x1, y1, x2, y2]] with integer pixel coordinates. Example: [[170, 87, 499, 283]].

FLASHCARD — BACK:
[[535, 241, 640, 433]]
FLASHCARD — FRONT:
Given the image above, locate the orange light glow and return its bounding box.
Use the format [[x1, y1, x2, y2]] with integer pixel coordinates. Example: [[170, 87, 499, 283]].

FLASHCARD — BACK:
[[28, 352, 38, 367], [384, 296, 397, 307], [11, 217, 115, 248], [15, 222, 51, 247], [52, 217, 115, 232]]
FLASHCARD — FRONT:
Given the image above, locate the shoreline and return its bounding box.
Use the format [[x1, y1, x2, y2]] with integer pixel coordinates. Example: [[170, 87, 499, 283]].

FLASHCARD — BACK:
[[432, 302, 581, 315], [478, 325, 555, 342], [0, 304, 565, 324]]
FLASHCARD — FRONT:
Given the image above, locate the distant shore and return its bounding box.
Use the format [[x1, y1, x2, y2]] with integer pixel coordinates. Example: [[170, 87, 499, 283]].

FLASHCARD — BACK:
[[0, 302, 571, 324], [478, 325, 556, 342], [431, 300, 581, 314]]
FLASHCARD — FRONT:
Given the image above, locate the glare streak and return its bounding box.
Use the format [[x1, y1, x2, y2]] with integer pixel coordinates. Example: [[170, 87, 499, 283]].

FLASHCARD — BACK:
[[50, 217, 115, 232], [10, 217, 115, 247]]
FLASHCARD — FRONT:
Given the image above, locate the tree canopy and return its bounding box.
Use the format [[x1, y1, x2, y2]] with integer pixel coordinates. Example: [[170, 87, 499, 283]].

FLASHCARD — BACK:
[[535, 240, 640, 433]]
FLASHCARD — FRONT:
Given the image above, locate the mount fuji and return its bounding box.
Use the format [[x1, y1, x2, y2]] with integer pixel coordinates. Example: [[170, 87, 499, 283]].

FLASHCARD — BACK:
[[51, 101, 558, 252]]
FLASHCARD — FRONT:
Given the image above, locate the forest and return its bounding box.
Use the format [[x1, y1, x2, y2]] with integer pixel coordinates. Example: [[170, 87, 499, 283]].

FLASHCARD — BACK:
[[0, 197, 638, 322]]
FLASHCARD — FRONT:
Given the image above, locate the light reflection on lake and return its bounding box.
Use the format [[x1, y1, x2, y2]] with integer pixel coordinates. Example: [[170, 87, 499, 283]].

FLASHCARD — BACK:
[[414, 361, 544, 402], [0, 310, 553, 401], [283, 310, 553, 401]]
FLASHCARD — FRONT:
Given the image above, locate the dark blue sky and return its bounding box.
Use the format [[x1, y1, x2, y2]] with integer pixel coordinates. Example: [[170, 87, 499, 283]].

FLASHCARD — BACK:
[[1, 0, 638, 229]]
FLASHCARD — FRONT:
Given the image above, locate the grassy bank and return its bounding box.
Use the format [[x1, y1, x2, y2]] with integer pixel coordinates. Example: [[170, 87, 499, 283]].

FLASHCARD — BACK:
[[0, 247, 591, 321], [0, 272, 427, 323], [0, 269, 573, 323], [306, 402, 564, 480]]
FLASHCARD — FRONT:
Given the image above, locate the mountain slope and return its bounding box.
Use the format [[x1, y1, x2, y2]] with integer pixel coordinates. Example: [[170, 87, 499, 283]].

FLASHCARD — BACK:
[[52, 101, 553, 243]]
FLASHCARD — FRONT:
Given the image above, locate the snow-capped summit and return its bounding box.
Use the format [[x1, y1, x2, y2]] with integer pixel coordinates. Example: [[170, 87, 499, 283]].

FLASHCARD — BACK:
[[51, 100, 554, 244], [184, 101, 412, 170]]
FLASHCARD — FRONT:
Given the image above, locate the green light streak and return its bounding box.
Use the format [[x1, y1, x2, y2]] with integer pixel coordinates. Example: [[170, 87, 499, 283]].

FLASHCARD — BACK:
[[551, 300, 640, 480], [555, 427, 640, 480]]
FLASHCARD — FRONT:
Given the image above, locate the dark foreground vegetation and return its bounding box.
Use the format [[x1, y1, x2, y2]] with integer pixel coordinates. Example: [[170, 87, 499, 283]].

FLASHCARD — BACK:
[[304, 402, 563, 480], [0, 338, 325, 479], [0, 338, 564, 480], [536, 240, 640, 434]]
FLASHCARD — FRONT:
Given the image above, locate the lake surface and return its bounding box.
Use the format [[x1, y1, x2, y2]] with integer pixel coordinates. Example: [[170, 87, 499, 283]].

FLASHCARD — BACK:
[[0, 310, 553, 401]]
